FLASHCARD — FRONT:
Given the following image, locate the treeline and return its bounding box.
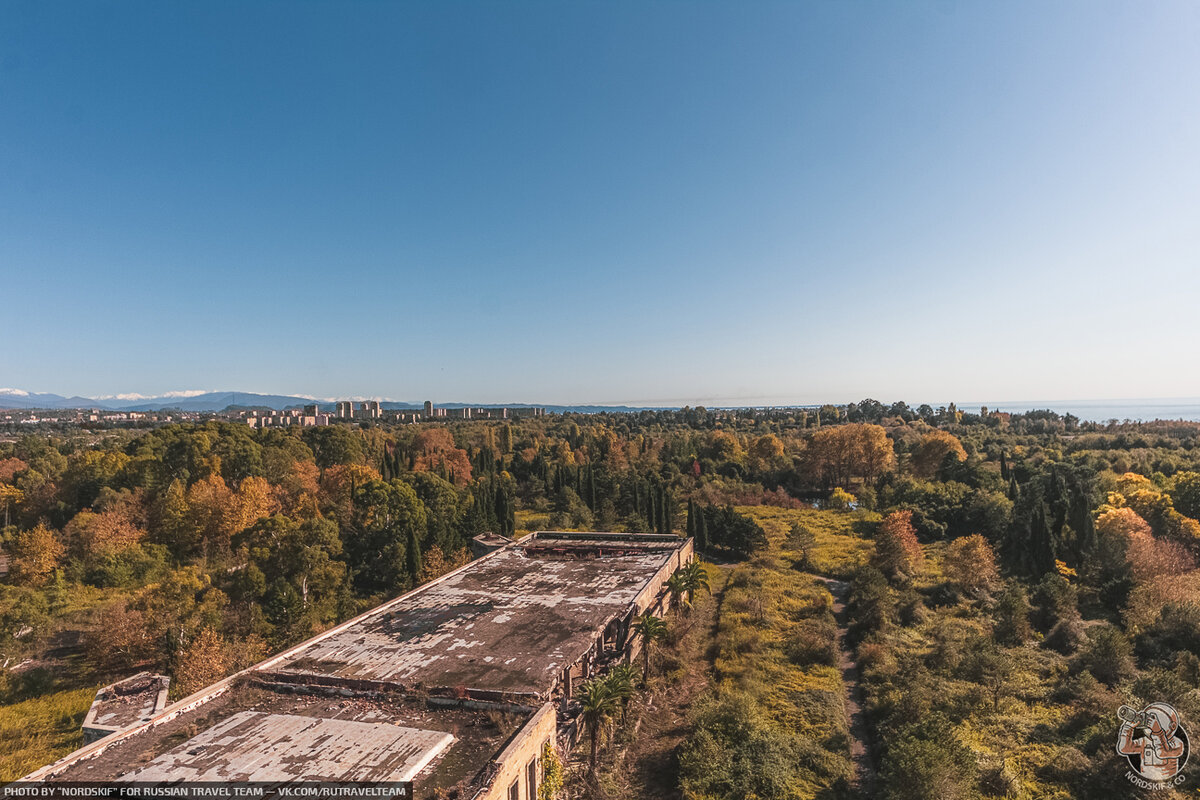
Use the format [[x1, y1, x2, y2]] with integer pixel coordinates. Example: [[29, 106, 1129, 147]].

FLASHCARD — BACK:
[[5, 401, 1200, 723]]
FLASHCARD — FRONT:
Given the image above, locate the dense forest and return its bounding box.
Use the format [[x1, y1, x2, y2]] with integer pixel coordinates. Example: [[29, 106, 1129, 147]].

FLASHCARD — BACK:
[[3, 402, 1200, 798]]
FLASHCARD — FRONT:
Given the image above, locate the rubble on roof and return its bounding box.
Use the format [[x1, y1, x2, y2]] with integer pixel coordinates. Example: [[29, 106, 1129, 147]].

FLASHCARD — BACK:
[[82, 672, 170, 744]]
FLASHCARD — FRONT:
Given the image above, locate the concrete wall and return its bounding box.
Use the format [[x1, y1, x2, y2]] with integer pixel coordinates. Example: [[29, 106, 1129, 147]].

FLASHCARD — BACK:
[[630, 537, 694, 618], [476, 703, 557, 800]]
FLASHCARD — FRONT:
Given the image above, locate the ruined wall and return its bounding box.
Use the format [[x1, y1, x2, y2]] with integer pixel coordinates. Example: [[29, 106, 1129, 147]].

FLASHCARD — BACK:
[[476, 703, 557, 800], [631, 537, 694, 617]]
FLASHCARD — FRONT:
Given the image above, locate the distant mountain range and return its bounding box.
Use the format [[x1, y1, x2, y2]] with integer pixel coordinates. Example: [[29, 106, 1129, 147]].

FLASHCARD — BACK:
[[0, 389, 668, 414]]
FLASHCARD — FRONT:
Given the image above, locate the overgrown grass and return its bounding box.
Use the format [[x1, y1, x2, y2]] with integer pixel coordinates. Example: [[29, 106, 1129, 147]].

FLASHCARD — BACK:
[[737, 506, 877, 578], [0, 685, 97, 781], [679, 510, 866, 799], [512, 509, 549, 538]]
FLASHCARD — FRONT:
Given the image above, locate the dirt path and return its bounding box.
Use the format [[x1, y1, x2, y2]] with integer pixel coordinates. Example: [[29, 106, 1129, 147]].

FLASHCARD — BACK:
[[814, 575, 876, 796]]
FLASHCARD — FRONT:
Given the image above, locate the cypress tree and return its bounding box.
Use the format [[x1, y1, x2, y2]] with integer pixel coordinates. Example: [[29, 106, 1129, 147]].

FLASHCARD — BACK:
[[686, 499, 696, 540], [406, 527, 423, 585], [697, 507, 709, 552]]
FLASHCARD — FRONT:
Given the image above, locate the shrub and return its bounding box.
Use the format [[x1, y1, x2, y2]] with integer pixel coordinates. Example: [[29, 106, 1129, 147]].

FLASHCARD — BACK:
[[679, 692, 803, 800], [786, 618, 838, 667], [1074, 626, 1134, 687], [992, 583, 1033, 645], [881, 714, 978, 800]]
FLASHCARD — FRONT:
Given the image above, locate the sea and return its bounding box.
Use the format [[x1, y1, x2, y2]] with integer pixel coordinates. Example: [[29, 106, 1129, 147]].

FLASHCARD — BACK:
[[961, 399, 1200, 423]]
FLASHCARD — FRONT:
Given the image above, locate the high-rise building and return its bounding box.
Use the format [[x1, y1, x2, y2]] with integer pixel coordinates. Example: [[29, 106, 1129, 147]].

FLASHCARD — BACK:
[[335, 401, 354, 419], [424, 400, 433, 417]]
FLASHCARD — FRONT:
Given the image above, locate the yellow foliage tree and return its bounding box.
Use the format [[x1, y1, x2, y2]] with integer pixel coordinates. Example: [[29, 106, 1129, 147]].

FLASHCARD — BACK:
[[173, 627, 233, 696], [804, 423, 895, 488], [910, 430, 967, 478], [9, 523, 65, 585], [0, 483, 24, 528], [945, 534, 999, 597], [419, 545, 471, 583]]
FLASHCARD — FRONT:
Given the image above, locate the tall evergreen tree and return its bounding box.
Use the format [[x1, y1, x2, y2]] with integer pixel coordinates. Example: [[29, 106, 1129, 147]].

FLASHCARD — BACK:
[[406, 525, 423, 584]]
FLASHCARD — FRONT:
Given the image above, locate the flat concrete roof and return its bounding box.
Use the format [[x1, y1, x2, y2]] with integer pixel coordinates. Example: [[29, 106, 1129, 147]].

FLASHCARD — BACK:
[[122, 711, 454, 782], [49, 681, 524, 796], [262, 541, 679, 696]]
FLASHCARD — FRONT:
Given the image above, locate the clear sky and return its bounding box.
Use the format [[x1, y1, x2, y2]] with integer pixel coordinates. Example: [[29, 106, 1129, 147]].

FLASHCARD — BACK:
[[2, 1, 1198, 406]]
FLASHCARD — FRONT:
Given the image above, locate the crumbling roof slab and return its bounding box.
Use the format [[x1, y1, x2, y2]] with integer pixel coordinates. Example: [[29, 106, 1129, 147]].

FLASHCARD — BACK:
[[261, 544, 676, 697], [122, 711, 454, 782]]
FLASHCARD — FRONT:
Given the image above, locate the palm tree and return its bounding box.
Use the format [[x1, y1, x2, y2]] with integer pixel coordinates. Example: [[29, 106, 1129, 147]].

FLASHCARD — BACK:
[[604, 663, 637, 722], [666, 571, 688, 613], [681, 560, 710, 605], [632, 614, 667, 684], [577, 677, 619, 777]]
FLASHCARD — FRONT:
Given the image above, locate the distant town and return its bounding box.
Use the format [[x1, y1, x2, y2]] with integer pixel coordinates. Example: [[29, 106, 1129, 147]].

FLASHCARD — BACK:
[[241, 400, 546, 428], [0, 401, 546, 431]]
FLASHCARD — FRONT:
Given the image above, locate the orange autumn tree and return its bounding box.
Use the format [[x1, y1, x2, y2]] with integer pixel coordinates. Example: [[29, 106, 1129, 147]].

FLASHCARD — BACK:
[[173, 626, 233, 696], [412, 428, 472, 486], [65, 508, 145, 560], [803, 423, 895, 488], [873, 510, 924, 582]]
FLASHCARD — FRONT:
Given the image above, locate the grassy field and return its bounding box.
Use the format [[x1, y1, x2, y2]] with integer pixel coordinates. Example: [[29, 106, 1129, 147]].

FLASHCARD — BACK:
[[738, 505, 878, 578], [673, 507, 878, 799], [0, 685, 97, 781]]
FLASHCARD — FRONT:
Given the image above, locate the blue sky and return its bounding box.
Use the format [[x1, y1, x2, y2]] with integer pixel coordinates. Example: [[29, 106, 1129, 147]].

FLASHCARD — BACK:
[[2, 1, 1198, 406]]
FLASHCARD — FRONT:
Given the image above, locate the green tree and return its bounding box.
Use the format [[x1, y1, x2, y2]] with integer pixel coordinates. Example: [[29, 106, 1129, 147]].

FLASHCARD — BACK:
[[680, 560, 710, 608], [633, 614, 668, 683], [992, 582, 1032, 645], [406, 526, 422, 584], [577, 677, 619, 777], [603, 662, 637, 722], [348, 479, 428, 594], [882, 714, 978, 800], [679, 692, 810, 800], [785, 521, 817, 566]]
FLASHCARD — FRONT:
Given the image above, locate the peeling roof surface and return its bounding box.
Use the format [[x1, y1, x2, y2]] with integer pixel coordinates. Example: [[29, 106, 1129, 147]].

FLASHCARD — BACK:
[[122, 712, 454, 782], [265, 545, 673, 695], [51, 683, 520, 795], [85, 673, 170, 730]]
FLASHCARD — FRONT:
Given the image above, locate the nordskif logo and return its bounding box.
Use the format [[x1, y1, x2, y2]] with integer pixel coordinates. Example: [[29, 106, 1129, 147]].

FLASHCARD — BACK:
[[1116, 702, 1189, 789]]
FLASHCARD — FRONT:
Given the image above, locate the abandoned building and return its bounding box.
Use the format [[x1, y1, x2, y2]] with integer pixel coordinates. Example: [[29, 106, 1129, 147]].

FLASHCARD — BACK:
[[24, 531, 694, 800]]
